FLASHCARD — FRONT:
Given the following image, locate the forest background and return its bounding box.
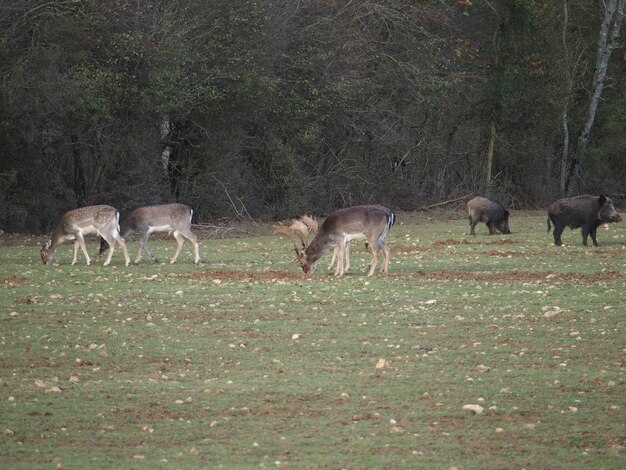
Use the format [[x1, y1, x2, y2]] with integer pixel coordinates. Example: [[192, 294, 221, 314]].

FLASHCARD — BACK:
[[0, 0, 624, 233]]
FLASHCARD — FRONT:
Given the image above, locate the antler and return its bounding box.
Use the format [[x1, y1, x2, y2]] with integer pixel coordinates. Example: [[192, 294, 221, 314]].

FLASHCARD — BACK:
[[288, 219, 309, 248], [300, 215, 318, 234], [272, 223, 302, 256]]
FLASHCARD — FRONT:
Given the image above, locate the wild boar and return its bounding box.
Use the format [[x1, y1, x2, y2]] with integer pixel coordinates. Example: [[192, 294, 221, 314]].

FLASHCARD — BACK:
[[547, 194, 622, 246], [466, 197, 511, 236]]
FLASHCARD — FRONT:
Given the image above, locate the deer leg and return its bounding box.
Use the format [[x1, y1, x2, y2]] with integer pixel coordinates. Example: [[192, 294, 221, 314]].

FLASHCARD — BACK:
[[98, 236, 110, 256], [72, 240, 80, 265], [367, 244, 379, 277], [381, 242, 390, 273], [99, 233, 117, 266], [334, 242, 346, 276], [178, 227, 200, 264], [112, 232, 130, 266], [344, 242, 351, 273], [137, 232, 157, 264], [328, 246, 337, 271], [135, 232, 155, 264], [170, 232, 185, 264], [75, 233, 91, 266]]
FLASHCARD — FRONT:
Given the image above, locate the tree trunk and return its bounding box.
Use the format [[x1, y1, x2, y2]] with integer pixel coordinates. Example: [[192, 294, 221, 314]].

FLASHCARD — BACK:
[[565, 0, 625, 195], [161, 117, 173, 175], [70, 134, 87, 206], [559, 111, 570, 194], [485, 120, 496, 193], [559, 0, 571, 196]]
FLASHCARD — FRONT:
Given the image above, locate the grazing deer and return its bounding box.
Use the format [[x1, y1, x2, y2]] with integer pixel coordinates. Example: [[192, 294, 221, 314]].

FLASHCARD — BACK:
[[99, 203, 200, 264], [279, 205, 396, 277], [40, 205, 130, 266], [299, 214, 347, 267], [282, 214, 355, 273]]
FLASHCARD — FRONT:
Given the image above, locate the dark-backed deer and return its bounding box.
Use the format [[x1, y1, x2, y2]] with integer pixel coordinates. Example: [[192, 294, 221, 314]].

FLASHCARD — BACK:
[[281, 205, 396, 277], [100, 203, 200, 264], [40, 205, 130, 266], [273, 215, 353, 272], [302, 214, 347, 271]]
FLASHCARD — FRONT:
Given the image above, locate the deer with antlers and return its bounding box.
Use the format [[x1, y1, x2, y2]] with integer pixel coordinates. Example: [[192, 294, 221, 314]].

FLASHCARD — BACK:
[[40, 205, 130, 266], [275, 205, 396, 277], [274, 214, 359, 273]]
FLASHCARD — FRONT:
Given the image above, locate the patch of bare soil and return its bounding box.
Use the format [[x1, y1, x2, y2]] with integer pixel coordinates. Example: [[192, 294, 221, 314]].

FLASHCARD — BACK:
[[110, 403, 190, 421], [180, 268, 623, 284], [590, 249, 626, 256], [1, 277, 28, 285], [431, 239, 471, 247], [486, 250, 533, 257], [392, 245, 432, 253], [180, 269, 317, 282], [393, 270, 624, 283], [394, 238, 515, 253]]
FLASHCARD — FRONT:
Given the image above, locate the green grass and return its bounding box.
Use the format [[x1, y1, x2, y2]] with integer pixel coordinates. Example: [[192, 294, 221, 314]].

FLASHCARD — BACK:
[[1, 212, 624, 469]]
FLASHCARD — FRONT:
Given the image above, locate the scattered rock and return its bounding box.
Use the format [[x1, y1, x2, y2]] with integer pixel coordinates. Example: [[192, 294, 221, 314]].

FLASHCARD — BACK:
[[462, 404, 484, 415]]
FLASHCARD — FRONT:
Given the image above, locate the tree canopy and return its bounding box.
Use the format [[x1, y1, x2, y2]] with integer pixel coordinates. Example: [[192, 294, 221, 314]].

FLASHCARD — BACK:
[[1, 0, 624, 232]]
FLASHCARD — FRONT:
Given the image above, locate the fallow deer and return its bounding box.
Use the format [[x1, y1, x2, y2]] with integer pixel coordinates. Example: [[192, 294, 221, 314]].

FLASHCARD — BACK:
[[40, 205, 130, 266], [284, 205, 396, 277], [99, 203, 200, 264], [301, 210, 386, 273], [299, 214, 356, 272]]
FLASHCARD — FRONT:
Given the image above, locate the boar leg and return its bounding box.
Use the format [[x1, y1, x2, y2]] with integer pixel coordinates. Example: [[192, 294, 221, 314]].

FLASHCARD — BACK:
[[552, 223, 565, 246], [487, 222, 496, 235], [469, 216, 477, 236], [590, 225, 599, 247], [581, 226, 591, 246]]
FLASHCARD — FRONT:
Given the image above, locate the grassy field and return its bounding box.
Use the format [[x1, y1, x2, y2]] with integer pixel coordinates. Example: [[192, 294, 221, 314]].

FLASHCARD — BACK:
[[1, 211, 624, 469]]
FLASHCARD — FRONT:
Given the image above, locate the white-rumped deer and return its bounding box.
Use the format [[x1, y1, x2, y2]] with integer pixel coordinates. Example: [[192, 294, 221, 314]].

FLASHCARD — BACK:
[[280, 205, 395, 277], [99, 203, 200, 264], [275, 214, 359, 273], [40, 205, 130, 266]]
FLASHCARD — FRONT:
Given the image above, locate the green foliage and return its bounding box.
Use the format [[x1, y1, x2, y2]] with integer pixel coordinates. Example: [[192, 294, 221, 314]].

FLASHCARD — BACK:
[[0, 0, 624, 232]]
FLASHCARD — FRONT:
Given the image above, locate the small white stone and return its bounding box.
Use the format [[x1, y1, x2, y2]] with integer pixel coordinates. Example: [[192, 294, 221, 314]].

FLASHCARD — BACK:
[[462, 404, 484, 414]]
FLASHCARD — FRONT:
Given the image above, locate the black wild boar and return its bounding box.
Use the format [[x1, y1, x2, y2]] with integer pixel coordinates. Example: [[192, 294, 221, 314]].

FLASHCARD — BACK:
[[547, 194, 622, 246], [466, 197, 511, 235]]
